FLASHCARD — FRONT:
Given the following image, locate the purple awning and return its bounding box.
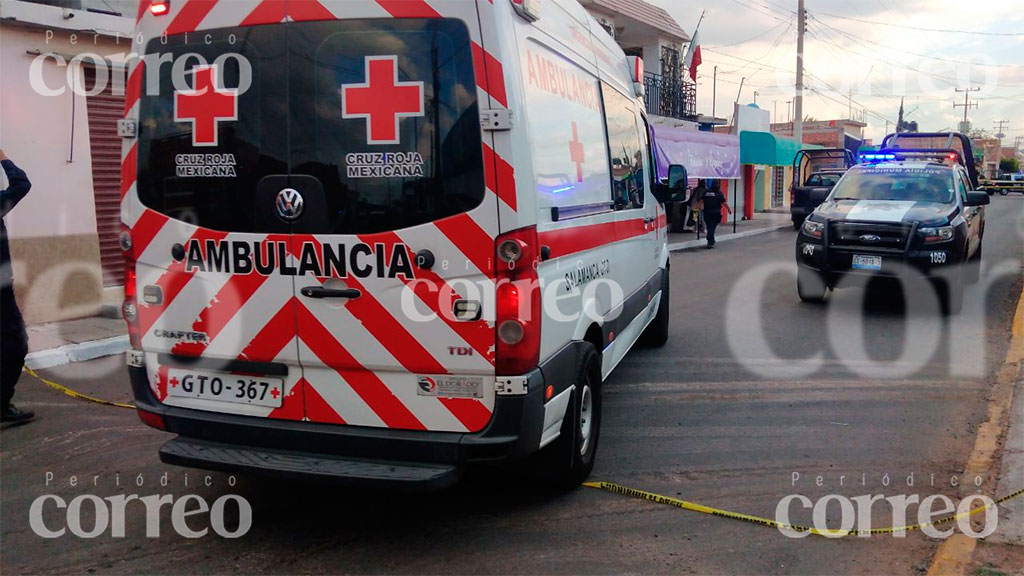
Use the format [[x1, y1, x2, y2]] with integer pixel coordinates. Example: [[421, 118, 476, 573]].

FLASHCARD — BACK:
[[652, 125, 741, 180]]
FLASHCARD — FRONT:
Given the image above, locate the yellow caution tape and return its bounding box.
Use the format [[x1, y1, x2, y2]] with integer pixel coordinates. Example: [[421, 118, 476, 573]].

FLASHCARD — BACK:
[[23, 367, 135, 410], [583, 481, 1024, 537]]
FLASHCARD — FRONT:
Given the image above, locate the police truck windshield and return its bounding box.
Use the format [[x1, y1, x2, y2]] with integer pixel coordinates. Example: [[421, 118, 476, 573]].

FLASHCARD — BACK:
[[831, 167, 955, 204]]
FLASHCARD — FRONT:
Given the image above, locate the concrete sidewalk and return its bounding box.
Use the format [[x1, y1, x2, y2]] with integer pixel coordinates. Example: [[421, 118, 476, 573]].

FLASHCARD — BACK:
[[990, 371, 1024, 546], [24, 315, 128, 370], [668, 211, 792, 251]]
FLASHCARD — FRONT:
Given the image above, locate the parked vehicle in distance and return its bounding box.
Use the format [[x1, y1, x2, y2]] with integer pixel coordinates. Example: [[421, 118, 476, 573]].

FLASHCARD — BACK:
[[790, 148, 856, 229], [795, 132, 989, 315], [980, 173, 1024, 196]]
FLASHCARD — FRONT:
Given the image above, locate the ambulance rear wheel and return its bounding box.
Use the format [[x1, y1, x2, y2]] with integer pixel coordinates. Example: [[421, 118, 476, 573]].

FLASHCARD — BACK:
[[534, 343, 602, 490], [641, 268, 670, 347]]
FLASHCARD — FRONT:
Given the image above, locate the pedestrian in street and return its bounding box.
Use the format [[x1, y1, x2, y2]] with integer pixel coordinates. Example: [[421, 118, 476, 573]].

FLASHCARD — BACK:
[[701, 180, 731, 249], [1, 149, 34, 425], [688, 180, 707, 230]]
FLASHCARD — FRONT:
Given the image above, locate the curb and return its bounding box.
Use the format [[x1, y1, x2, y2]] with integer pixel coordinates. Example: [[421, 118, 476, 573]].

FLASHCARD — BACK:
[[24, 335, 130, 371], [668, 223, 792, 252]]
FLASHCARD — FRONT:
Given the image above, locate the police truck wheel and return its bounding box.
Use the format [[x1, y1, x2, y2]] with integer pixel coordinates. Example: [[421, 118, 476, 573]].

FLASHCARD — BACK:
[[641, 269, 670, 347], [797, 267, 828, 303], [939, 273, 965, 316], [1000, 189, 1009, 196], [534, 344, 602, 490]]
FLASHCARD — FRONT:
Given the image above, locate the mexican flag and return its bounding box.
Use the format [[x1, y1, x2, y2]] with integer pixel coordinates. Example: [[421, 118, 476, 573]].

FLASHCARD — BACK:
[[684, 31, 702, 82]]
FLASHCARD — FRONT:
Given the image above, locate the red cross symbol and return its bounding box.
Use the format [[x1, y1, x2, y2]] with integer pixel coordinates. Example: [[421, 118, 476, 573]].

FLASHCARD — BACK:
[[341, 56, 424, 146], [169, 377, 180, 388], [174, 65, 238, 147], [270, 387, 280, 400], [569, 122, 585, 183]]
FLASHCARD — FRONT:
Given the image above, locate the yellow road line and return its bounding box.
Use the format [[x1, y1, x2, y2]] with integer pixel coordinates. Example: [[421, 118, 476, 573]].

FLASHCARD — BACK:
[[928, 280, 1024, 576]]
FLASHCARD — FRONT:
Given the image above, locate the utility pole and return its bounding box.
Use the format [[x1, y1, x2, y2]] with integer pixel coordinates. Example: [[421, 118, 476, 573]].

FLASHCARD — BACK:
[[774, 101, 778, 126], [794, 0, 806, 146], [994, 120, 1009, 140], [712, 66, 718, 118], [954, 87, 980, 128], [754, 91, 759, 106], [848, 88, 853, 120]]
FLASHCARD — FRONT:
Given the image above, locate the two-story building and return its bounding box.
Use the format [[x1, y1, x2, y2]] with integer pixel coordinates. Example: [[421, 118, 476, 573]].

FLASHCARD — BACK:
[[578, 0, 698, 128]]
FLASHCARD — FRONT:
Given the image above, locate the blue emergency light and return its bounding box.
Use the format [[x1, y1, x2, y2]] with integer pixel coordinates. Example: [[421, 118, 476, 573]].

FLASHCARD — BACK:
[[859, 153, 897, 163]]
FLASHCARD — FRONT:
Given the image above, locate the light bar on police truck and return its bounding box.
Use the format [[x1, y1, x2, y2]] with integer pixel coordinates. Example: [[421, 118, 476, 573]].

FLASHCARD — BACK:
[[860, 150, 962, 165], [150, 1, 170, 15]]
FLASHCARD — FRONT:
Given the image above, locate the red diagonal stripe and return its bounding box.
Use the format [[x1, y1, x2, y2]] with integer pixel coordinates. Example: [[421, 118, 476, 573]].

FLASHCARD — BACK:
[[290, 0, 334, 21], [155, 365, 170, 401], [432, 213, 494, 278], [238, 297, 297, 363], [121, 144, 138, 199], [297, 303, 426, 430], [472, 42, 508, 108], [137, 229, 229, 337], [482, 143, 516, 211], [298, 379, 346, 424], [367, 232, 495, 364], [138, 0, 153, 21], [125, 61, 144, 115], [164, 0, 220, 36], [337, 276, 448, 375], [268, 377, 308, 421], [131, 209, 169, 259], [171, 271, 271, 358], [374, 0, 440, 18], [240, 0, 286, 25], [439, 397, 492, 431]]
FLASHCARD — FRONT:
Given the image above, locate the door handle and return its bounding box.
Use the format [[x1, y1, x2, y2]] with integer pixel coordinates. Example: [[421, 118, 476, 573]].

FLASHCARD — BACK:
[[300, 286, 361, 300]]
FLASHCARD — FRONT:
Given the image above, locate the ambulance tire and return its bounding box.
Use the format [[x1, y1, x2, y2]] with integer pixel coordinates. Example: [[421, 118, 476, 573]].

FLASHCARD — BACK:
[[532, 343, 602, 490], [641, 269, 670, 347]]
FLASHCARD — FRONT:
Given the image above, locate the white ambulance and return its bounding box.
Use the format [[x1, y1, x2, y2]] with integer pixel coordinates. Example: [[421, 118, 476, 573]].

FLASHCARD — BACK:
[[121, 0, 673, 488]]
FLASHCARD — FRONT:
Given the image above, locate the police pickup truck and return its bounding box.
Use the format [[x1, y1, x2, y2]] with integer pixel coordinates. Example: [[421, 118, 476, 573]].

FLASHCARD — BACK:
[[981, 173, 1024, 196], [790, 148, 855, 229], [795, 133, 990, 314]]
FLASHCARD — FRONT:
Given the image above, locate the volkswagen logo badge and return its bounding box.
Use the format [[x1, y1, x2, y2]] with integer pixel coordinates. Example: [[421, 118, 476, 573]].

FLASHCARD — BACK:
[[275, 188, 304, 221], [860, 234, 882, 244]]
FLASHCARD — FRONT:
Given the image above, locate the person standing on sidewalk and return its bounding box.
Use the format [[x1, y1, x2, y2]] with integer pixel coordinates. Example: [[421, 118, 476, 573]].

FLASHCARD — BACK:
[[1, 149, 34, 424], [701, 180, 732, 249]]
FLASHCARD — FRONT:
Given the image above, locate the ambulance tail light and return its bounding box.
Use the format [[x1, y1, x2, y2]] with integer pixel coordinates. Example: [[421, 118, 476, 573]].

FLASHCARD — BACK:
[[149, 1, 170, 16], [495, 227, 541, 376], [120, 224, 142, 349], [510, 0, 541, 22]]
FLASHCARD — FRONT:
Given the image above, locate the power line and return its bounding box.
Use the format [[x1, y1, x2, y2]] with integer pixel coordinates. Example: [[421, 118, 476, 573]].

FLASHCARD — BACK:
[[814, 12, 1024, 36], [709, 20, 789, 49], [721, 0, 791, 23], [809, 17, 1024, 69]]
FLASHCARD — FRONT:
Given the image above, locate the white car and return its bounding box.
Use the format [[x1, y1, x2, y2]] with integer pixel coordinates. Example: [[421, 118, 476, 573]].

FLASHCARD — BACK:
[[121, 0, 672, 489]]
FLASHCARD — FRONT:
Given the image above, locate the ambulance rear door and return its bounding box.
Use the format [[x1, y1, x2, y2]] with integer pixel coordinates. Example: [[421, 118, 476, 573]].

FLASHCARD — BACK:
[[286, 4, 501, 432]]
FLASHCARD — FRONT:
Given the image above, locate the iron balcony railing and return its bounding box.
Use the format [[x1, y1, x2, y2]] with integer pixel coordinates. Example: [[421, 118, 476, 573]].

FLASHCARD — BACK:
[[643, 72, 697, 121]]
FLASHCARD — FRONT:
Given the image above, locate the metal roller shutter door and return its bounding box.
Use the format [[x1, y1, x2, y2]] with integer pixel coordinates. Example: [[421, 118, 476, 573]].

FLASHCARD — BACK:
[[83, 65, 126, 287]]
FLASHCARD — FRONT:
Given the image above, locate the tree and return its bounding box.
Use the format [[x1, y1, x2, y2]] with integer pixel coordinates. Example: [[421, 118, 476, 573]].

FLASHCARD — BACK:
[[1000, 157, 1020, 175]]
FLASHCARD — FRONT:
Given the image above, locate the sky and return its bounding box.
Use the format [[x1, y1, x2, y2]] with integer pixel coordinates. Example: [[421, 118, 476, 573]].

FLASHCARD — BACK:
[[649, 0, 1024, 145]]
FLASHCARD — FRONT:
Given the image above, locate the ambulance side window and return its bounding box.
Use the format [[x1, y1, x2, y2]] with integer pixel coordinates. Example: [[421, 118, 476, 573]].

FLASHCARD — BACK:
[[601, 84, 644, 211]]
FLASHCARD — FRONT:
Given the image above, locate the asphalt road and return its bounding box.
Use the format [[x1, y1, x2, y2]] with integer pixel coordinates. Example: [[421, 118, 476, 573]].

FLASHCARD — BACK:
[[2, 196, 1022, 575]]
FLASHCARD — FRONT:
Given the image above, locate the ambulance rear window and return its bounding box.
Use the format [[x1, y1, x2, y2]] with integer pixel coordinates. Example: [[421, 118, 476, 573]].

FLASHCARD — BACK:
[[289, 19, 484, 235], [136, 19, 484, 235]]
